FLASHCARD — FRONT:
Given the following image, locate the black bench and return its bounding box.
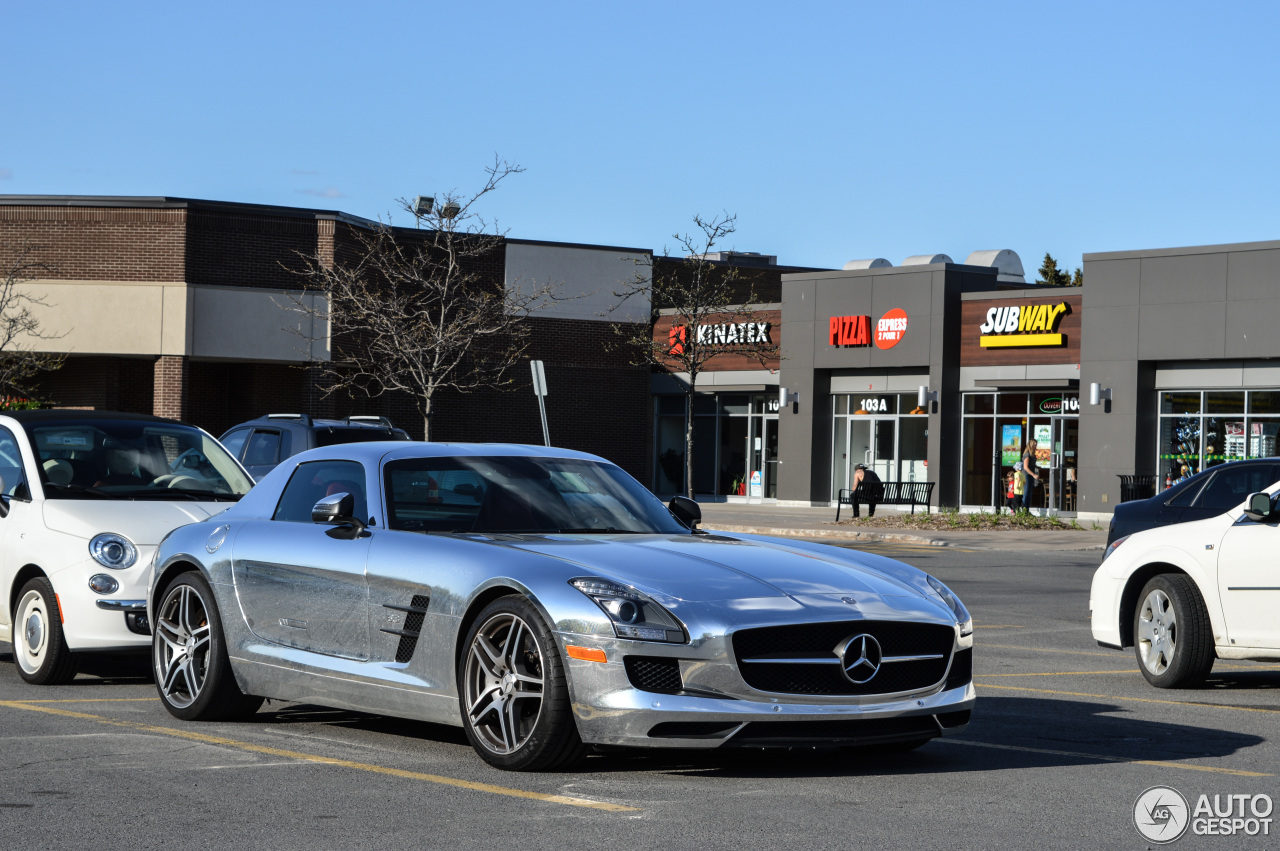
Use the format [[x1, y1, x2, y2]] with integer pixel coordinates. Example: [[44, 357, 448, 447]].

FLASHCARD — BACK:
[[836, 481, 935, 520]]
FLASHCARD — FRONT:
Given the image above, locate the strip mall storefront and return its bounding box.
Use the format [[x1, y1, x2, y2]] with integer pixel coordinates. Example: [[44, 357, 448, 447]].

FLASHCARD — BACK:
[[650, 308, 784, 501], [958, 291, 1083, 512]]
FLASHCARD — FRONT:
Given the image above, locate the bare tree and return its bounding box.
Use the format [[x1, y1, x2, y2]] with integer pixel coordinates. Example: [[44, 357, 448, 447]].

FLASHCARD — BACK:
[[0, 242, 65, 401], [613, 214, 778, 497], [288, 157, 558, 439]]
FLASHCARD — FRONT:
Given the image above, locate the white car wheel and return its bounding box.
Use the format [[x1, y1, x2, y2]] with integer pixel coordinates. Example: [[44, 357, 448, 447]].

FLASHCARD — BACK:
[[13, 578, 77, 685]]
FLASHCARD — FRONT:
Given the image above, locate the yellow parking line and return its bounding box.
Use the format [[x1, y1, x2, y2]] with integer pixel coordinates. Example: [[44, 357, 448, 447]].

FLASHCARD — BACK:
[[973, 682, 1280, 715], [980, 643, 1121, 658], [979, 670, 1141, 677], [980, 665, 1280, 678], [973, 625, 1025, 629], [11, 698, 162, 703], [940, 739, 1270, 777], [0, 700, 637, 812]]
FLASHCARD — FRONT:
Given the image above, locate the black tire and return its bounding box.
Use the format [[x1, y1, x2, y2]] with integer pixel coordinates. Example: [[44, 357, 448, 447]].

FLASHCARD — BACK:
[[152, 572, 262, 721], [1133, 574, 1215, 689], [458, 596, 587, 771], [13, 577, 77, 685]]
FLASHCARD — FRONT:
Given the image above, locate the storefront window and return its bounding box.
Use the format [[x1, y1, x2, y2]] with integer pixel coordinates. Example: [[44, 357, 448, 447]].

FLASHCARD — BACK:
[[998, 394, 1027, 415], [1156, 390, 1280, 491], [654, 393, 779, 498], [1249, 391, 1280, 414], [1205, 391, 1244, 414], [1161, 391, 1201, 414], [962, 418, 994, 505], [899, 418, 927, 482], [829, 393, 927, 500], [900, 393, 928, 415], [964, 394, 994, 415]]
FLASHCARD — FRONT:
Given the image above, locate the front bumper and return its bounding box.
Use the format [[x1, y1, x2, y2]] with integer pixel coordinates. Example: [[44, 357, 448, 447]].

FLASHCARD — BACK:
[[561, 629, 974, 749]]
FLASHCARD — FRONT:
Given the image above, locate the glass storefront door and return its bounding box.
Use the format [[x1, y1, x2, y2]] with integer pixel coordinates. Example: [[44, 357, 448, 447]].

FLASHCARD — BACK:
[[747, 415, 779, 501], [847, 418, 896, 488], [961, 392, 1079, 513]]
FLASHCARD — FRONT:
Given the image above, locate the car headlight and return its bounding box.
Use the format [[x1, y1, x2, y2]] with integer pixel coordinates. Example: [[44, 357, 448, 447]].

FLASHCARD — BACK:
[[926, 574, 973, 637], [1101, 534, 1130, 563], [89, 533, 138, 569], [570, 577, 686, 643]]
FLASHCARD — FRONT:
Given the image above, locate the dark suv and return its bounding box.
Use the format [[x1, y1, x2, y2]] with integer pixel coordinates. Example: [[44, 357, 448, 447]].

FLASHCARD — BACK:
[[219, 414, 411, 480], [1107, 458, 1280, 546]]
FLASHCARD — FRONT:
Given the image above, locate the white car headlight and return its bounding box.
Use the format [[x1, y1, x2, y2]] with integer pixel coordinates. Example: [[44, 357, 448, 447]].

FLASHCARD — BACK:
[[90, 533, 138, 569], [571, 577, 686, 643], [927, 574, 973, 637]]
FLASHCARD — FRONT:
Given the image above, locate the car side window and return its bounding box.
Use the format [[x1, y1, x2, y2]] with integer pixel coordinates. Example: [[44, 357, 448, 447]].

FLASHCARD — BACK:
[[244, 430, 282, 467], [1166, 476, 1208, 507], [272, 460, 368, 524], [220, 428, 251, 460], [1194, 464, 1278, 511], [0, 426, 27, 498]]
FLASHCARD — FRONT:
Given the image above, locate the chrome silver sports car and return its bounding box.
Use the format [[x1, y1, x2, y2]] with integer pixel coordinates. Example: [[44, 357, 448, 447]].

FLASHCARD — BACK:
[[148, 443, 974, 771]]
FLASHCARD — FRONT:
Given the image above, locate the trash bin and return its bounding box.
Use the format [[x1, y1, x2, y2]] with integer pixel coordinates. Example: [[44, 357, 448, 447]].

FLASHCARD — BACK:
[[1117, 474, 1158, 503]]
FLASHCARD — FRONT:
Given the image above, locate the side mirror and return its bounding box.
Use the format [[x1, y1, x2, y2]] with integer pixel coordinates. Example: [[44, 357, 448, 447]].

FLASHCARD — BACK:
[[668, 495, 701, 531], [1243, 491, 1273, 522], [312, 492, 366, 538]]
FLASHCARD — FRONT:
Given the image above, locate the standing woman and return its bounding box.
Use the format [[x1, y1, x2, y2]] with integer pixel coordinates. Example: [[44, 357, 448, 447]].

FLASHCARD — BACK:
[[1021, 438, 1040, 512]]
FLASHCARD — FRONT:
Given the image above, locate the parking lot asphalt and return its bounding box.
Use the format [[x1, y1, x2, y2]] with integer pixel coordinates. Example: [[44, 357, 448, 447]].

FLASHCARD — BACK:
[[2, 541, 1277, 850]]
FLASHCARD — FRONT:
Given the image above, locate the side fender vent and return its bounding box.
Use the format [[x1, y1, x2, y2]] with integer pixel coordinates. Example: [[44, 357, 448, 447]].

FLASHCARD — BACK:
[[381, 595, 431, 663]]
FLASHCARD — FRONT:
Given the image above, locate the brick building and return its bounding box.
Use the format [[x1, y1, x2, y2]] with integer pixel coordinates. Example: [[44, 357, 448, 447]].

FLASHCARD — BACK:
[[0, 196, 655, 481]]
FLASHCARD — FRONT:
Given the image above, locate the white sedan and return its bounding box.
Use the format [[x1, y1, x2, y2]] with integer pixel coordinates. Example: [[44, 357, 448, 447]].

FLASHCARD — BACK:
[[0, 411, 253, 684], [1091, 487, 1280, 687]]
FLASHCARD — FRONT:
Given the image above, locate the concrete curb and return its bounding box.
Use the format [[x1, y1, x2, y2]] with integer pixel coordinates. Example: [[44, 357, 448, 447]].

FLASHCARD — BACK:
[[702, 524, 953, 546], [701, 523, 1107, 552]]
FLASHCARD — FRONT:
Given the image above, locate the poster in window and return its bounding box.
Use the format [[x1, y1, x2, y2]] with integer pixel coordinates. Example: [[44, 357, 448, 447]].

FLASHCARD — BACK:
[[1001, 425, 1022, 467]]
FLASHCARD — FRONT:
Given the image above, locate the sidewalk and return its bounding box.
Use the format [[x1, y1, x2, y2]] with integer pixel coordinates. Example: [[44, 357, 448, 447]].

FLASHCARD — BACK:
[[695, 501, 1108, 552]]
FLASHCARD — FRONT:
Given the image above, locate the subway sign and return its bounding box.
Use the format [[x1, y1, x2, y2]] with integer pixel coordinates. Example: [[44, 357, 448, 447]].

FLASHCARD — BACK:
[[830, 309, 909, 350], [978, 302, 1070, 348]]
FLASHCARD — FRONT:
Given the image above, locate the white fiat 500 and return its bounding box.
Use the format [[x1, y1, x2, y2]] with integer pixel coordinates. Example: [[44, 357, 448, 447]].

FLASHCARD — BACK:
[[0, 411, 252, 684], [1092, 482, 1280, 688]]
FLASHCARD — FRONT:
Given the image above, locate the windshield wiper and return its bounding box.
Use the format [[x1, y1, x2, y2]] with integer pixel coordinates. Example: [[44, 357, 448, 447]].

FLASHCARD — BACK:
[[556, 527, 645, 534], [42, 482, 116, 499], [167, 488, 242, 502]]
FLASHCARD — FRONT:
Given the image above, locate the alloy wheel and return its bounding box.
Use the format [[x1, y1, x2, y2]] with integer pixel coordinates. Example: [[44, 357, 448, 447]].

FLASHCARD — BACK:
[[462, 613, 545, 755], [154, 583, 212, 709], [1137, 588, 1177, 676]]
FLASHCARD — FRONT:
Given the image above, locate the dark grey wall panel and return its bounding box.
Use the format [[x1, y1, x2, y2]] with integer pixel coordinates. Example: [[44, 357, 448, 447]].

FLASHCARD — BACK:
[[1139, 253, 1228, 305], [1226, 249, 1280, 301], [1137, 302, 1225, 360], [1083, 305, 1141, 361], [1225, 299, 1280, 358], [1084, 259, 1142, 307]]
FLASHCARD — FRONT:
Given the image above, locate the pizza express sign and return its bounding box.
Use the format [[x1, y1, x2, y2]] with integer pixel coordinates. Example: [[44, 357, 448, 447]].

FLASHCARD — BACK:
[[979, 301, 1070, 348], [829, 308, 909, 350]]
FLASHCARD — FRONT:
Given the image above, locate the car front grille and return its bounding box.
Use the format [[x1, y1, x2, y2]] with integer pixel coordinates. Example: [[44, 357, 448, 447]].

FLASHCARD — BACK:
[[731, 620, 955, 696]]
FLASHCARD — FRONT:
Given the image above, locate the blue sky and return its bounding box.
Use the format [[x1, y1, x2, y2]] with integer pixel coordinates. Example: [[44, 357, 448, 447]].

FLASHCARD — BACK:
[[4, 1, 1278, 274]]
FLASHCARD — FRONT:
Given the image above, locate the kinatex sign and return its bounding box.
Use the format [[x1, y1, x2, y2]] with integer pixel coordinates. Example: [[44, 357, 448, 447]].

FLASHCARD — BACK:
[[667, 321, 772, 355], [978, 301, 1071, 348]]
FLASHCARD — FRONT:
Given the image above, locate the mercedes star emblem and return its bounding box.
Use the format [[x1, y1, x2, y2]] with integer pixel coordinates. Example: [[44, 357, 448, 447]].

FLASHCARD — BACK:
[[835, 633, 883, 684]]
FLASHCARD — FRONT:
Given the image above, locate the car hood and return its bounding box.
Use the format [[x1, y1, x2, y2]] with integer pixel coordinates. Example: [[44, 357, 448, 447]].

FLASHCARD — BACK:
[[42, 500, 227, 545], [503, 533, 931, 604]]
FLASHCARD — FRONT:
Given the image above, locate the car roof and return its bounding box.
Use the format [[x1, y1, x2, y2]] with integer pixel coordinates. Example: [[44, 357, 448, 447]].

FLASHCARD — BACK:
[[287, 441, 610, 466], [2, 410, 187, 426], [230, 415, 404, 431]]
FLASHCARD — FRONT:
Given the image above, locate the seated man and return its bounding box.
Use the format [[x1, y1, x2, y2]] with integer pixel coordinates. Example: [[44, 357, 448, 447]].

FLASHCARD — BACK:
[[850, 463, 882, 518]]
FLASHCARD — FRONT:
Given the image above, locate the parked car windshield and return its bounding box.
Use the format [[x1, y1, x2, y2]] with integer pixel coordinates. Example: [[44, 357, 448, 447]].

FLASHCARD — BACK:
[[384, 455, 689, 534], [25, 420, 253, 500]]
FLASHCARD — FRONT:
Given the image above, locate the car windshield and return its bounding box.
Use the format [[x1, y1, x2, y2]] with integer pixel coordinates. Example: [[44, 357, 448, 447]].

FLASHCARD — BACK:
[[26, 420, 253, 500], [384, 455, 689, 535]]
